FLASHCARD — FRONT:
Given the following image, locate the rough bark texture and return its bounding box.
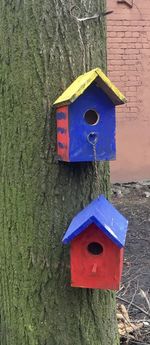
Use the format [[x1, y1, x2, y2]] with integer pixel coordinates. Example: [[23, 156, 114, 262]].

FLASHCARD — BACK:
[[0, 0, 119, 344]]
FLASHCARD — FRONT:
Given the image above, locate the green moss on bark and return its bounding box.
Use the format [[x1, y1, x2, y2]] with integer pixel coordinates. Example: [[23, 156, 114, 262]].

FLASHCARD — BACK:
[[0, 0, 119, 344]]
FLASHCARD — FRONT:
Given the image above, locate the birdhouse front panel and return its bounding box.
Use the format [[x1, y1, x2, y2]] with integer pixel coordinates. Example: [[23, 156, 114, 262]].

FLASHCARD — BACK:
[[70, 224, 124, 290], [69, 83, 116, 162]]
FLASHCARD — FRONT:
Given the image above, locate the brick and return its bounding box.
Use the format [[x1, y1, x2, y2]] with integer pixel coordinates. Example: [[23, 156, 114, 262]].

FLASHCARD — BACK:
[[109, 59, 125, 65], [128, 86, 137, 91], [109, 48, 124, 54], [132, 20, 145, 27], [125, 49, 140, 54], [117, 32, 125, 38], [132, 32, 140, 37], [125, 92, 136, 97], [124, 43, 136, 49], [129, 107, 138, 112], [125, 55, 139, 60], [123, 38, 137, 43], [109, 70, 125, 77], [125, 31, 132, 38], [142, 43, 150, 48], [141, 37, 148, 43], [127, 66, 138, 71], [109, 26, 124, 32], [107, 32, 116, 37], [125, 60, 138, 65], [127, 97, 137, 102], [135, 43, 143, 48], [107, 38, 124, 44], [141, 48, 150, 55]]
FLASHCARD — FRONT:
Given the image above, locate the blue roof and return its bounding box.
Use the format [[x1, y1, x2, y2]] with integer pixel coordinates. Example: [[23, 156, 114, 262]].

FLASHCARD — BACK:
[[62, 195, 128, 248]]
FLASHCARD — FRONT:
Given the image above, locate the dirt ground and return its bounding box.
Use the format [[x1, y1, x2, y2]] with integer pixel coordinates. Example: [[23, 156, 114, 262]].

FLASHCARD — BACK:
[[112, 182, 150, 345]]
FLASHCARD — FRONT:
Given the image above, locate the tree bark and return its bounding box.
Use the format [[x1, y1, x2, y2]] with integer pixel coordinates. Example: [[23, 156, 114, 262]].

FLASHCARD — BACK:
[[0, 0, 119, 344]]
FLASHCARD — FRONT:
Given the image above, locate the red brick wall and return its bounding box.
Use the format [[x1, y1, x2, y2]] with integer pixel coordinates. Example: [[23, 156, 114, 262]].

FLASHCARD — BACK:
[[107, 0, 150, 182]]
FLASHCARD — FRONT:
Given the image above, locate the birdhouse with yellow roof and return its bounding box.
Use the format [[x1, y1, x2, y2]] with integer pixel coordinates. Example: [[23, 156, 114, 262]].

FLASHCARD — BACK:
[[53, 68, 126, 162]]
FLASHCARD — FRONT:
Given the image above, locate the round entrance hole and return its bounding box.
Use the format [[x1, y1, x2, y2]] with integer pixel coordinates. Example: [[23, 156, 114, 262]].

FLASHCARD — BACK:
[[87, 242, 103, 255], [84, 109, 99, 125]]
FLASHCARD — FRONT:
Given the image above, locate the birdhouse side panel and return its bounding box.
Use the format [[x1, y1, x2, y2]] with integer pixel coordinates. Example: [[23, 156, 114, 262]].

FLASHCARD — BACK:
[[69, 83, 116, 162], [70, 224, 123, 290], [119, 246, 124, 281], [56, 106, 69, 161]]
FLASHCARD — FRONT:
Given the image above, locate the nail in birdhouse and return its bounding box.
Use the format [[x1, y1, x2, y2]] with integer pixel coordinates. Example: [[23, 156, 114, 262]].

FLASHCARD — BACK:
[[62, 195, 128, 290], [53, 68, 126, 162]]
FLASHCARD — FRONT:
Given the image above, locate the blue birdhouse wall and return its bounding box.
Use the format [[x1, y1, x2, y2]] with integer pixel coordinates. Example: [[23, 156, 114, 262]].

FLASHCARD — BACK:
[[54, 68, 126, 162], [69, 83, 116, 162]]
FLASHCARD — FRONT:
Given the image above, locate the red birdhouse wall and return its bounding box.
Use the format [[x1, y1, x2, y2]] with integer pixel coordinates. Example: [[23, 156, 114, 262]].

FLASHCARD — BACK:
[[70, 224, 124, 290]]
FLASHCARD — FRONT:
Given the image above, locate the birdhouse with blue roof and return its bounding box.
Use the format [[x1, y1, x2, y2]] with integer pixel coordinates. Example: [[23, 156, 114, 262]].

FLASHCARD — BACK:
[[62, 195, 128, 290], [54, 68, 126, 162]]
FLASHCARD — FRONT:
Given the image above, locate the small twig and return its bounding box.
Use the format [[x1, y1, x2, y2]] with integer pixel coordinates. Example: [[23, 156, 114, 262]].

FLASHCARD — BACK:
[[70, 6, 113, 22], [121, 281, 132, 296], [140, 289, 150, 311], [118, 285, 125, 294], [117, 0, 133, 8], [133, 1, 143, 17], [72, 13, 100, 22], [125, 271, 142, 285], [130, 341, 150, 345], [116, 297, 150, 317], [130, 319, 150, 323], [127, 281, 139, 312]]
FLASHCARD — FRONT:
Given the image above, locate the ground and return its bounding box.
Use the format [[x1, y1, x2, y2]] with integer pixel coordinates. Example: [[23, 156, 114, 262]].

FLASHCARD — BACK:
[[112, 182, 150, 345]]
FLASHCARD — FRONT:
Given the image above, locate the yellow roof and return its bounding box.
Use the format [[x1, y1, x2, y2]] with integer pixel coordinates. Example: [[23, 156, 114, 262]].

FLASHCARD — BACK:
[[53, 68, 127, 107]]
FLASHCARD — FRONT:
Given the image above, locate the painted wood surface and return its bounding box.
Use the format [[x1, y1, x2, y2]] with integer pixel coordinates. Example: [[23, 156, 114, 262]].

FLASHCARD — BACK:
[[56, 106, 69, 161], [68, 83, 116, 162], [71, 224, 124, 290]]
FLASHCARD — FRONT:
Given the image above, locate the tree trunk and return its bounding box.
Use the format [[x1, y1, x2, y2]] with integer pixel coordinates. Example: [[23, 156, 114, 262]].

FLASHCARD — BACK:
[[0, 0, 119, 344]]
